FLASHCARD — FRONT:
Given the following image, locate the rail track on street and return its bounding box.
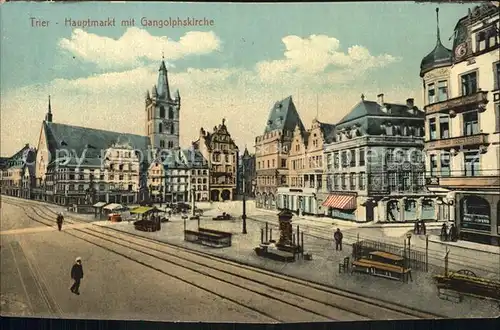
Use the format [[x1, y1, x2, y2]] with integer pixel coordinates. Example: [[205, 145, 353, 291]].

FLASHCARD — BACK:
[[3, 197, 445, 321], [246, 215, 500, 276]]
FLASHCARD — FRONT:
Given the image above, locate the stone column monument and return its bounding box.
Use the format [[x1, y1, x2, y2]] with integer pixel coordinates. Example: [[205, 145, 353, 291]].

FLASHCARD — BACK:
[[277, 208, 294, 246]]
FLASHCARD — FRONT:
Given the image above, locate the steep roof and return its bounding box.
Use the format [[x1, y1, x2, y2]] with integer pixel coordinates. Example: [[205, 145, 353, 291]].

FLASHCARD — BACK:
[[335, 99, 425, 136], [317, 121, 336, 144], [44, 121, 150, 165], [420, 8, 452, 77], [264, 96, 305, 134]]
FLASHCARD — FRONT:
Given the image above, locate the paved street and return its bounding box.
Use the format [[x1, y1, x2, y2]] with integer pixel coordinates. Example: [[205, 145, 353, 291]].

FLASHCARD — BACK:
[[3, 197, 466, 322]]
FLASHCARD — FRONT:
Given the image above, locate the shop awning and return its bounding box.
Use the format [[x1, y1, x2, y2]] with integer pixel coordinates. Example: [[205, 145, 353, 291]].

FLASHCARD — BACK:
[[322, 194, 357, 210], [103, 203, 123, 211], [130, 206, 154, 215], [93, 202, 107, 208]]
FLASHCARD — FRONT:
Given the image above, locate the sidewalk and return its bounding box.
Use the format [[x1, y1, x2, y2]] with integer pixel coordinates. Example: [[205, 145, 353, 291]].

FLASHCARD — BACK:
[[98, 218, 499, 319], [428, 236, 500, 255]]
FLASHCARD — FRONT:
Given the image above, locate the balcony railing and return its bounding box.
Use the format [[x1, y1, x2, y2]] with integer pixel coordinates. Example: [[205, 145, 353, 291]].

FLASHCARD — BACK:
[[424, 91, 488, 115], [425, 133, 488, 151], [426, 175, 499, 188]]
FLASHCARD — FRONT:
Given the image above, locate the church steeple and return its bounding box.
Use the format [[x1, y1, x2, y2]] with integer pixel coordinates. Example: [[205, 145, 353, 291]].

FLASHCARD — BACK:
[[45, 95, 53, 123], [156, 54, 171, 100]]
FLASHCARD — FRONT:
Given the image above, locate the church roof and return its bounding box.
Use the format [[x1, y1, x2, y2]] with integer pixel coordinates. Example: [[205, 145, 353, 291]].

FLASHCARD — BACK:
[[264, 96, 305, 134], [44, 121, 150, 166]]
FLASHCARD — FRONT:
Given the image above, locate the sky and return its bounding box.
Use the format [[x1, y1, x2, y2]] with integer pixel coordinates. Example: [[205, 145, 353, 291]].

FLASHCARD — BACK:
[[0, 1, 475, 157]]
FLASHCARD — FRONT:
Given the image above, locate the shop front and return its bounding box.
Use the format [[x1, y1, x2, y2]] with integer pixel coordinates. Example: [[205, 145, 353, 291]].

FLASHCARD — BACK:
[[322, 192, 357, 221], [277, 187, 319, 215], [457, 193, 500, 246]]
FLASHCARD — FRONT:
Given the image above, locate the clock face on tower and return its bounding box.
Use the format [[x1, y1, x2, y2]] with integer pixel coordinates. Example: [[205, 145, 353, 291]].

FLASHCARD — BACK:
[[455, 43, 467, 60]]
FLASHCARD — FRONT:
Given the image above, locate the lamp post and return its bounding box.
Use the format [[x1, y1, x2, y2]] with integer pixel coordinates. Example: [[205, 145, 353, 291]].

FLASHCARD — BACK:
[[406, 232, 412, 269], [241, 153, 252, 234]]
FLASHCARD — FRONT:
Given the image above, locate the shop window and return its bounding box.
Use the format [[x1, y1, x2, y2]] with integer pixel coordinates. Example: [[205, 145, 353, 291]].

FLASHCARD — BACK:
[[460, 196, 491, 231]]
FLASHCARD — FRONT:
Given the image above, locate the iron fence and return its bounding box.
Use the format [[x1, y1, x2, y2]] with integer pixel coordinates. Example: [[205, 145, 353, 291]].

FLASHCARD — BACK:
[[352, 239, 428, 272]]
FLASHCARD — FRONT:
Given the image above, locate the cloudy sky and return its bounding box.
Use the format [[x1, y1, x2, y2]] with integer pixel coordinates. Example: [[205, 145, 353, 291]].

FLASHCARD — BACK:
[[0, 1, 473, 156]]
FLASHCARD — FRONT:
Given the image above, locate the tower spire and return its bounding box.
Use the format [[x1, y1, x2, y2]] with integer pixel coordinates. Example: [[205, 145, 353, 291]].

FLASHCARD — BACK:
[[436, 8, 441, 43], [45, 95, 53, 123]]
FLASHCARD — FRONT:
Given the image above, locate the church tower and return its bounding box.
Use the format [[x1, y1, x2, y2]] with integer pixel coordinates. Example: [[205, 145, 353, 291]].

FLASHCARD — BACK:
[[145, 57, 181, 150]]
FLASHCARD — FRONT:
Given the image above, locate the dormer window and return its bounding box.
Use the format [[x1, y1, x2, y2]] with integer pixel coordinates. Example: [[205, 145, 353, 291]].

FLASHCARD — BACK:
[[475, 26, 498, 53]]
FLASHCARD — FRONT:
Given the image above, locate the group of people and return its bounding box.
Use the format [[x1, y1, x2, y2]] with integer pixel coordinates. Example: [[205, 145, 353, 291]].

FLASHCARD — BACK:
[[413, 219, 426, 235], [440, 222, 458, 242]]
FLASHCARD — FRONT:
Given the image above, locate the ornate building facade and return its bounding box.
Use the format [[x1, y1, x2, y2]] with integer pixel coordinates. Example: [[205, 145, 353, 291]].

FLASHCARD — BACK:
[[193, 119, 238, 201], [255, 96, 305, 209], [323, 94, 429, 222], [421, 5, 500, 245], [277, 118, 335, 216], [0, 144, 36, 198]]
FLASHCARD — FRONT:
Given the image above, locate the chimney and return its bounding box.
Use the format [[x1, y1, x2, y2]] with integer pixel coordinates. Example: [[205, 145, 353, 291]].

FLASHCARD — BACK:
[[377, 93, 384, 105], [406, 98, 415, 108]]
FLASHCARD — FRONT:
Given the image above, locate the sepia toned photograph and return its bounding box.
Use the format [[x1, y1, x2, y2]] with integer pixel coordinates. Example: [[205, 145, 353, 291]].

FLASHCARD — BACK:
[[1, 0, 499, 324]]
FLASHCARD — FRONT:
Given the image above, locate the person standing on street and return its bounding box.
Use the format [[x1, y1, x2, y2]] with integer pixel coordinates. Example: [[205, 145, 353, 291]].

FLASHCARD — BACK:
[[56, 213, 64, 231], [334, 228, 343, 251], [70, 257, 84, 295], [440, 223, 448, 241]]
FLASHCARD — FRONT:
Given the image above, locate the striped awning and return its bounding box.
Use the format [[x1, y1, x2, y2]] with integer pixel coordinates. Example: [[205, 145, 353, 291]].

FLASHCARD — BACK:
[[322, 194, 357, 210]]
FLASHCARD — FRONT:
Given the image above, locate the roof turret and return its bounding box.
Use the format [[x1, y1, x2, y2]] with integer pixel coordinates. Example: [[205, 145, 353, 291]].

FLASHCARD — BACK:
[[420, 8, 452, 77]]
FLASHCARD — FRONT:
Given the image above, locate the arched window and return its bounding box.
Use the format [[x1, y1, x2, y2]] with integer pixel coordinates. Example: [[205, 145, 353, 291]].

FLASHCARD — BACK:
[[160, 106, 165, 118], [159, 123, 163, 133], [460, 195, 491, 231], [168, 107, 174, 119], [170, 125, 174, 134]]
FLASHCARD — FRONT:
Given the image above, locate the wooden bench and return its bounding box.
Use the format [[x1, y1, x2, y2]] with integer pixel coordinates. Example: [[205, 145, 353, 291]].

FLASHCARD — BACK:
[[352, 258, 412, 282], [184, 228, 232, 248]]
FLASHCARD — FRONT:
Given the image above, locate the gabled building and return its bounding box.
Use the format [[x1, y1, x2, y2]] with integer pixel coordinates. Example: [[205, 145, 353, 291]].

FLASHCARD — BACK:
[[323, 94, 429, 222], [278, 118, 335, 215], [0, 144, 36, 198], [193, 119, 239, 201], [255, 96, 305, 209], [148, 148, 210, 204], [420, 5, 500, 246]]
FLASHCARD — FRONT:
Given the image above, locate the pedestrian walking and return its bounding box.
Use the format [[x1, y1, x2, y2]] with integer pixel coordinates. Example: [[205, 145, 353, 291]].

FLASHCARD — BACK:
[[70, 257, 84, 295], [56, 213, 64, 231], [334, 228, 343, 251], [440, 223, 448, 241], [450, 224, 458, 242]]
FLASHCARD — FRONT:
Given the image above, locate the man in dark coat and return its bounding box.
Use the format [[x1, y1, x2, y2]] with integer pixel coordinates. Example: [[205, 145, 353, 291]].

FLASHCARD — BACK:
[[450, 224, 458, 242], [70, 257, 84, 295], [56, 213, 64, 231], [440, 223, 448, 241], [334, 228, 343, 251]]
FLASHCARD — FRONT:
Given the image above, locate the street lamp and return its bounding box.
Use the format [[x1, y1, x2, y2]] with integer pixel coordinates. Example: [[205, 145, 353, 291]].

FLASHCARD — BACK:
[[241, 154, 250, 234], [406, 232, 412, 269]]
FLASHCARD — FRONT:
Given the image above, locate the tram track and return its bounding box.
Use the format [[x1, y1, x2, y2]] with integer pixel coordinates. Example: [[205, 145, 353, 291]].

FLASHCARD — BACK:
[[3, 197, 445, 321]]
